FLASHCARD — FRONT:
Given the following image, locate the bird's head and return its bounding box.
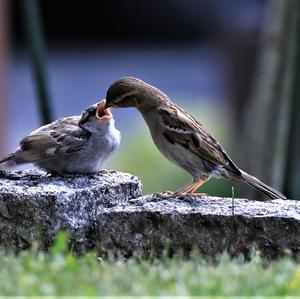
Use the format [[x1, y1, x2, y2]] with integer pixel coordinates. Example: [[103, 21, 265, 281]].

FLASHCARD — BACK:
[[79, 100, 113, 132], [105, 76, 168, 112]]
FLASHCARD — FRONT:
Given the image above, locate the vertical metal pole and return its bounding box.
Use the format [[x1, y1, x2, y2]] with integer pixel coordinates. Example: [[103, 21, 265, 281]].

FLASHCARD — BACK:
[[20, 0, 53, 124]]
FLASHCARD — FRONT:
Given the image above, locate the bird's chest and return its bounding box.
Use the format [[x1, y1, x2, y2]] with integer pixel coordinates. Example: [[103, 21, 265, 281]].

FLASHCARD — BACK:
[[79, 134, 120, 169], [144, 113, 206, 178], [146, 118, 187, 162], [86, 132, 119, 160], [153, 129, 190, 164]]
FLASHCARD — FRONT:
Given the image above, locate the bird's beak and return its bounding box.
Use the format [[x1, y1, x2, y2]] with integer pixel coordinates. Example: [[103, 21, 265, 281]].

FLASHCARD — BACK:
[[104, 101, 114, 109], [96, 99, 112, 122], [104, 101, 110, 109]]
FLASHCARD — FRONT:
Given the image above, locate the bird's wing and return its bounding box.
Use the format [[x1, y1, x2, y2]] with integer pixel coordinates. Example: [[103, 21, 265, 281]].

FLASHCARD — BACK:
[[157, 105, 240, 173], [14, 117, 91, 163]]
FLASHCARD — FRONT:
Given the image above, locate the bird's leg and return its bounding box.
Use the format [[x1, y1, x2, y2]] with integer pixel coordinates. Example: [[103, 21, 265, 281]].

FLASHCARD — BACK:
[[155, 179, 209, 198], [174, 178, 208, 198], [174, 182, 198, 194], [187, 178, 208, 194]]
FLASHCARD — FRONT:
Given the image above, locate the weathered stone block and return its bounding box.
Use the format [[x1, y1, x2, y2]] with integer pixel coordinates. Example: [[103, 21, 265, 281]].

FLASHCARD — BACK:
[[0, 170, 299, 260], [96, 196, 300, 259], [0, 170, 142, 252]]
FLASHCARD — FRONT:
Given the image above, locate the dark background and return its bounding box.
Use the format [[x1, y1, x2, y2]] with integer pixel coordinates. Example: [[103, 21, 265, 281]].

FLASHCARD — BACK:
[[11, 0, 265, 44]]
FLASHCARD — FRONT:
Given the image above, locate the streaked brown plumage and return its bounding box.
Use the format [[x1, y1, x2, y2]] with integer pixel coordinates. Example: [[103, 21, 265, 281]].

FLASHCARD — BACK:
[[0, 100, 121, 176], [105, 76, 286, 199]]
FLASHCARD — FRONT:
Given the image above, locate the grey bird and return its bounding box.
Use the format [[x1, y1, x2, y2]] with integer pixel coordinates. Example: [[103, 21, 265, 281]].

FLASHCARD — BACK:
[[0, 100, 121, 176], [104, 76, 286, 199]]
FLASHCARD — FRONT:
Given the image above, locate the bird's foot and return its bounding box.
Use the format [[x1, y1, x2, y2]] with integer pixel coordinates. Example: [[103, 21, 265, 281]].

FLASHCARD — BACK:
[[187, 192, 208, 198], [45, 171, 72, 178], [153, 191, 174, 198], [83, 169, 117, 179], [101, 168, 117, 174], [173, 191, 208, 198], [46, 172, 95, 178], [61, 173, 83, 178], [153, 191, 208, 199]]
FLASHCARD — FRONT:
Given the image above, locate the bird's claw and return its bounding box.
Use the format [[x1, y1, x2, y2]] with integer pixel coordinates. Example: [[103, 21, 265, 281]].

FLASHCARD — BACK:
[[153, 191, 174, 198], [101, 168, 117, 174], [153, 191, 208, 199]]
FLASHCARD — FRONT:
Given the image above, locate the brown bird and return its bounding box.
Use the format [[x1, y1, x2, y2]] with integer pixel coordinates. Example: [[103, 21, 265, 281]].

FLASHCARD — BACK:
[[105, 76, 286, 199], [0, 100, 121, 176]]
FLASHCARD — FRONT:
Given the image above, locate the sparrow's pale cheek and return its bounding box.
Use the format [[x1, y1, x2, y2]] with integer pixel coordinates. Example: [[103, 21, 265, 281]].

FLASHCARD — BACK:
[[99, 115, 112, 122]]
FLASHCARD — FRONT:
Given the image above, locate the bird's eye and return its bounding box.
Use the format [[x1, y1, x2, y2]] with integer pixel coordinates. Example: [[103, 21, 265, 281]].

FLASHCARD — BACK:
[[81, 112, 89, 122], [80, 109, 95, 125], [111, 91, 137, 105]]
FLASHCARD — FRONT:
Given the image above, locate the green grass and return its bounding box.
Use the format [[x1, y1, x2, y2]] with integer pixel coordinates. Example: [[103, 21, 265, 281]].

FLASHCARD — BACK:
[[1, 232, 300, 296]]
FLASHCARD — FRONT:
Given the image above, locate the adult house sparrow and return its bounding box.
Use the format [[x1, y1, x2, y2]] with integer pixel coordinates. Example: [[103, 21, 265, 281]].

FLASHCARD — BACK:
[[105, 76, 286, 199], [0, 100, 121, 176]]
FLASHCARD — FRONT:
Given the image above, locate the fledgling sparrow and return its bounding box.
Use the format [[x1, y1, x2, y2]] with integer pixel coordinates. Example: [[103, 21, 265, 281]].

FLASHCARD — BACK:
[[105, 76, 286, 199], [0, 100, 121, 176]]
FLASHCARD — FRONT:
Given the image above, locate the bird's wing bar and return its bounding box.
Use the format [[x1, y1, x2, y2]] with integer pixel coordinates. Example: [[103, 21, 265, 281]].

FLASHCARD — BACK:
[[158, 106, 240, 173], [14, 127, 90, 164]]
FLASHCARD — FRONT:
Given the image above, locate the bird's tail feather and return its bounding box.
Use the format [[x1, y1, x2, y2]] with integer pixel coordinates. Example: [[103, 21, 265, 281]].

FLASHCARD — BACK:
[[239, 170, 286, 199], [0, 154, 16, 169]]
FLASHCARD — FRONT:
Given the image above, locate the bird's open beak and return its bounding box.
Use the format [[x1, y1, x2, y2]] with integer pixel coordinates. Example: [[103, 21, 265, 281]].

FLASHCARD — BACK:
[[96, 99, 112, 122], [104, 101, 111, 109]]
